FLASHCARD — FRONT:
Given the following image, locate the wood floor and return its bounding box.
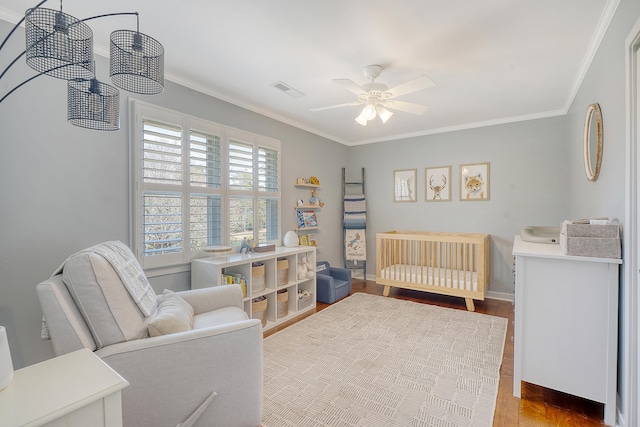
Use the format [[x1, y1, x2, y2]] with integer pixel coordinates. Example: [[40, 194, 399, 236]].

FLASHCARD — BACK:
[[265, 279, 607, 427]]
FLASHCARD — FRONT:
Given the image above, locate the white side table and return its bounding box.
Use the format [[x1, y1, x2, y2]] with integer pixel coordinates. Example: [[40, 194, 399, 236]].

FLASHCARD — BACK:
[[0, 348, 129, 427]]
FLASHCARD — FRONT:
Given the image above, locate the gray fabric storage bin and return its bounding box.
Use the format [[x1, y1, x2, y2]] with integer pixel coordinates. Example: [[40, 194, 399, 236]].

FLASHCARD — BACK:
[[559, 222, 621, 258]]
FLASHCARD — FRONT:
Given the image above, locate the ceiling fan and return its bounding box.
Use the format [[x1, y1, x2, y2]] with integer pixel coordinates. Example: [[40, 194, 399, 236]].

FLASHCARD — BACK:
[[310, 65, 435, 126]]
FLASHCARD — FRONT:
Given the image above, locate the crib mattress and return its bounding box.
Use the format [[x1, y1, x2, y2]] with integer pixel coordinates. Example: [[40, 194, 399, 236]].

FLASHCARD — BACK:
[[379, 264, 478, 292]]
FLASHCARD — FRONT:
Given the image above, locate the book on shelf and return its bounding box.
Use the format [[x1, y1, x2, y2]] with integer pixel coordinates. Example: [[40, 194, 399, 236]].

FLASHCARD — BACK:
[[307, 234, 318, 246], [296, 210, 306, 228], [299, 234, 309, 246], [222, 273, 247, 297], [302, 210, 318, 227]]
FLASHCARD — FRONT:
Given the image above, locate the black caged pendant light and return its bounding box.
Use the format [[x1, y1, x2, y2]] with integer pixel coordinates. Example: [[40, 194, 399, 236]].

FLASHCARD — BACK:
[[0, 0, 164, 131]]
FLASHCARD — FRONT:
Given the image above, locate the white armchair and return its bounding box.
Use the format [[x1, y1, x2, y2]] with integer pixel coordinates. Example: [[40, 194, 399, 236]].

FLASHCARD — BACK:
[[36, 242, 263, 427]]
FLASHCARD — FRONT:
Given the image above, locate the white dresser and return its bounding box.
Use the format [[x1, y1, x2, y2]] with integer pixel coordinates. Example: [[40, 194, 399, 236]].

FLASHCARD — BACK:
[[512, 235, 621, 426], [0, 348, 129, 427]]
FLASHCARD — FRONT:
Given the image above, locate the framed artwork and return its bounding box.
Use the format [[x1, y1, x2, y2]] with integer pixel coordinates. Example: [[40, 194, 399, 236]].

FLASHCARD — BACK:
[[394, 169, 417, 202], [425, 166, 451, 202], [460, 162, 490, 201]]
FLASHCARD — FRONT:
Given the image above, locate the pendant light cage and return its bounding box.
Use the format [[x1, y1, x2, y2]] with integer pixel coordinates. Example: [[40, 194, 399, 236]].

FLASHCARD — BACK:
[[68, 78, 120, 131], [25, 7, 95, 80], [110, 29, 164, 95]]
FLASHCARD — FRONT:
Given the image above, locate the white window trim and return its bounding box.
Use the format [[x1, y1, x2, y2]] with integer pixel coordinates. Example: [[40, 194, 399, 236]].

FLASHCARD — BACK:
[[129, 99, 281, 272]]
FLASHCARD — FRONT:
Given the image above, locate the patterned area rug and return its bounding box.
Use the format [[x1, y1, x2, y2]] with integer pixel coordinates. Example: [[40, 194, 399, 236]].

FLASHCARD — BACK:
[[261, 293, 507, 427]]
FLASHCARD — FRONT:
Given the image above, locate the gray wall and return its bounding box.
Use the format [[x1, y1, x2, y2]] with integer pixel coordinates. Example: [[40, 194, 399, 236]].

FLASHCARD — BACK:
[[347, 116, 570, 296], [564, 0, 640, 420]]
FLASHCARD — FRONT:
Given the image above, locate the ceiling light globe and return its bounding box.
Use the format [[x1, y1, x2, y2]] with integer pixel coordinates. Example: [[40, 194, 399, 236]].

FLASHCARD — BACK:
[[362, 105, 377, 120]]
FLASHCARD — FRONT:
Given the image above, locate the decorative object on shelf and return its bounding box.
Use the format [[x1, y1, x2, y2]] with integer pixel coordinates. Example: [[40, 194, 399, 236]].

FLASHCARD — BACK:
[[309, 189, 324, 207], [460, 162, 490, 201], [254, 243, 275, 253], [0, 0, 165, 131], [297, 198, 305, 207], [297, 289, 311, 300], [584, 103, 603, 182], [0, 326, 13, 390], [296, 177, 306, 185], [283, 230, 298, 247], [393, 169, 417, 202], [309, 176, 320, 185], [297, 252, 314, 280], [425, 165, 451, 202], [203, 245, 232, 254], [240, 238, 256, 253]]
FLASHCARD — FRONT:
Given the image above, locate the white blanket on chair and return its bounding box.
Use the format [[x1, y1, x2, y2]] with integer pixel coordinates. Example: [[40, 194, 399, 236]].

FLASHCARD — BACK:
[[42, 241, 157, 340]]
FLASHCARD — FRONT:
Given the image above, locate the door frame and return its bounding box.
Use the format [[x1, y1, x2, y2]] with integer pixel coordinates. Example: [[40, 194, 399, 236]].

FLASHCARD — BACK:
[[624, 18, 640, 427]]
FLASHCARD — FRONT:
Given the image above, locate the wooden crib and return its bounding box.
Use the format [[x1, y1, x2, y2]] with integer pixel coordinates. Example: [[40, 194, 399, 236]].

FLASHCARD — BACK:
[[376, 230, 489, 311]]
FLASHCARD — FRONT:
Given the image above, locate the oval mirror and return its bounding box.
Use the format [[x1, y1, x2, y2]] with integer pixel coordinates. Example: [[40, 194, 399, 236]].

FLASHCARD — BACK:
[[583, 103, 603, 181]]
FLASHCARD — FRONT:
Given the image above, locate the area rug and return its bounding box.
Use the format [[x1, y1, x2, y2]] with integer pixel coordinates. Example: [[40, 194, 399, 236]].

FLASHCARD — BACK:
[[261, 293, 507, 427]]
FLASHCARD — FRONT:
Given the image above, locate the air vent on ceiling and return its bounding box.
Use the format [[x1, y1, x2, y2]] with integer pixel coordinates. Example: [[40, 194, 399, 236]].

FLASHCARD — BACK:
[[271, 81, 305, 98]]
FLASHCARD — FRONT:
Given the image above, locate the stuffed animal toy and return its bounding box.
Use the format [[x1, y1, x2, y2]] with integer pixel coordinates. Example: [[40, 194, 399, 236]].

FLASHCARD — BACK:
[[240, 238, 256, 253], [309, 189, 324, 207], [297, 253, 314, 280], [309, 176, 320, 185]]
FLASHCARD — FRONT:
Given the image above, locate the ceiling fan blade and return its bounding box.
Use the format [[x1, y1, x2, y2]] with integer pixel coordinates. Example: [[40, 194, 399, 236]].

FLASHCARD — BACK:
[[309, 101, 363, 112], [385, 75, 435, 98], [383, 100, 430, 115], [332, 79, 368, 96]]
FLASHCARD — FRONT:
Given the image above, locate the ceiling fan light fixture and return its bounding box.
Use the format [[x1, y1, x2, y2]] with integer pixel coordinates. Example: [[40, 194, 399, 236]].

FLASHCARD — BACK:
[[361, 104, 377, 121], [377, 105, 393, 123], [355, 113, 368, 126]]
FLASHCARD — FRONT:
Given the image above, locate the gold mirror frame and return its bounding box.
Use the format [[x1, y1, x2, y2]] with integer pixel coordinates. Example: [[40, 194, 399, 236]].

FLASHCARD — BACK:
[[583, 103, 603, 181]]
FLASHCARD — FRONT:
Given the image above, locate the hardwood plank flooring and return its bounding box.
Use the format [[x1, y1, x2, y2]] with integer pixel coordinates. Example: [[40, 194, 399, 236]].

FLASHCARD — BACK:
[[265, 279, 607, 426]]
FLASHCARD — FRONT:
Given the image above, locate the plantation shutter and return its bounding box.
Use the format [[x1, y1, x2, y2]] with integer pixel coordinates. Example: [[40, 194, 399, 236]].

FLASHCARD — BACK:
[[258, 146, 279, 242], [189, 129, 222, 250], [229, 140, 254, 191], [132, 101, 281, 269], [142, 120, 184, 256]]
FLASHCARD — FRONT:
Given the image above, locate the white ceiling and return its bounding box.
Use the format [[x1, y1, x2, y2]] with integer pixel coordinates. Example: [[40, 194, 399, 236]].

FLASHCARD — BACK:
[[0, 0, 616, 145]]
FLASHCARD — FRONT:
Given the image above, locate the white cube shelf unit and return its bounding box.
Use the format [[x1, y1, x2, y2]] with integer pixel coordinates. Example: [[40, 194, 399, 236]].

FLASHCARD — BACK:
[[191, 246, 316, 331]]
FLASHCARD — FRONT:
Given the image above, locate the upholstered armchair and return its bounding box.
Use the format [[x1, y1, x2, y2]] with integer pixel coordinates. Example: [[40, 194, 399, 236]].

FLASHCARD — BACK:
[[36, 241, 263, 427], [315, 261, 352, 304]]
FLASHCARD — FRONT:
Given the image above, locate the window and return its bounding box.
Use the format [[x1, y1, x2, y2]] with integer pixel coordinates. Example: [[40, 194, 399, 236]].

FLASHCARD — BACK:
[[131, 101, 280, 269]]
